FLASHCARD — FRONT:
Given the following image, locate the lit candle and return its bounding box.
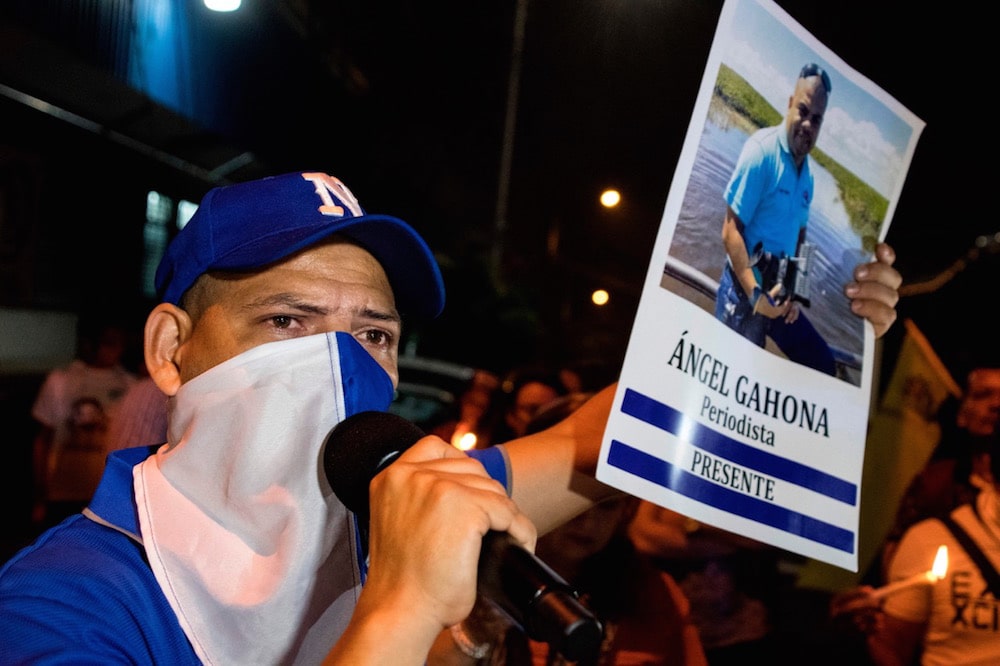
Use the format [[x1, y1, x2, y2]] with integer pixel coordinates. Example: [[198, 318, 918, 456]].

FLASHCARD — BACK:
[[450, 424, 478, 451], [871, 545, 948, 600]]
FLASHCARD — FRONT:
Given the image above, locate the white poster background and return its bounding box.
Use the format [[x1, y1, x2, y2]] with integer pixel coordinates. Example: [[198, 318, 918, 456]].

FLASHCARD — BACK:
[[596, 0, 924, 571]]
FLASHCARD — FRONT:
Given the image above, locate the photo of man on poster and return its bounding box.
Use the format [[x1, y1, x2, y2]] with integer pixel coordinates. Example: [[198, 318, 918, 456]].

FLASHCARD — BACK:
[[661, 0, 919, 387], [714, 62, 835, 376]]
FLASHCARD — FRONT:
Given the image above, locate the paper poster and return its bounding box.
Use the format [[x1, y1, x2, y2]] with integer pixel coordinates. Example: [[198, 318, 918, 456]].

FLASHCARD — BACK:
[[596, 0, 925, 570]]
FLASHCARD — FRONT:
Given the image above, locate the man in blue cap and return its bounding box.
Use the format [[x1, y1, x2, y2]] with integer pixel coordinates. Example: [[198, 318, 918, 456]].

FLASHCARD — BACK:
[[0, 171, 902, 664]]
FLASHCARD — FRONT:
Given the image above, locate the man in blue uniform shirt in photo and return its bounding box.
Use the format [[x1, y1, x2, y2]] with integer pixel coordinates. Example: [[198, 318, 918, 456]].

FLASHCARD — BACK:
[[715, 63, 840, 376]]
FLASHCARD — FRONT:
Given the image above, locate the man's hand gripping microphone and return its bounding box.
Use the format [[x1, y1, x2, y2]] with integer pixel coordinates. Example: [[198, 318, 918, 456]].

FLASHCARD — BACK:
[[323, 410, 604, 662]]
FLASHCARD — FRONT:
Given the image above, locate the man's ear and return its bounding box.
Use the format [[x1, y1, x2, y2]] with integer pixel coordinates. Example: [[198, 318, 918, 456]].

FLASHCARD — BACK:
[[144, 303, 192, 397]]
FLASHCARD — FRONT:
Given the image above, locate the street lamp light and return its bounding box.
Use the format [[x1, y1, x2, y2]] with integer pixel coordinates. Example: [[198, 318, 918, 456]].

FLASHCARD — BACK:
[[205, 0, 241, 12], [600, 189, 621, 208]]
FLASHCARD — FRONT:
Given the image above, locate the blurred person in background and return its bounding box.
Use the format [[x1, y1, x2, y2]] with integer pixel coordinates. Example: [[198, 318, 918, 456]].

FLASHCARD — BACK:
[[526, 492, 706, 665], [479, 364, 566, 446], [30, 315, 138, 528], [558, 356, 621, 396], [432, 368, 501, 450], [828, 360, 1000, 662], [103, 374, 170, 451], [879, 363, 1000, 576], [830, 430, 1000, 665], [628, 501, 779, 664], [833, 361, 1000, 612]]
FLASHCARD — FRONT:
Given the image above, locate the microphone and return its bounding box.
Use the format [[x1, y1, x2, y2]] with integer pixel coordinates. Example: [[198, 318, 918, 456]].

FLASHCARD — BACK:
[[323, 410, 604, 662]]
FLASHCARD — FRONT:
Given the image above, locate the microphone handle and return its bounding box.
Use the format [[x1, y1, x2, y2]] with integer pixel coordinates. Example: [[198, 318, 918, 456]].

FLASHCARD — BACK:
[[477, 531, 604, 662]]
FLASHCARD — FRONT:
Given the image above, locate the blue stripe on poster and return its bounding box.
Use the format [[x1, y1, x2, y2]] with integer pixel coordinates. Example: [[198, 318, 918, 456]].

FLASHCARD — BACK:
[[621, 388, 856, 504], [606, 440, 855, 553]]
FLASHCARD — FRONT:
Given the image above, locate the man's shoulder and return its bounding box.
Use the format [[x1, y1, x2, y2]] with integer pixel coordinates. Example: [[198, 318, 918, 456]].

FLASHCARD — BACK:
[[38, 360, 132, 391], [37, 361, 79, 386], [0, 514, 173, 625], [61, 359, 92, 377], [736, 125, 783, 167], [948, 502, 985, 537], [746, 124, 783, 145], [899, 500, 988, 554], [0, 516, 196, 662], [899, 510, 954, 545], [1, 515, 146, 585]]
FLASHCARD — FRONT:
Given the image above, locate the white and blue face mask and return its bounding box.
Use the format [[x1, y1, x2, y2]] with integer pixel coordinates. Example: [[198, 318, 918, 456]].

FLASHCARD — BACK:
[[135, 332, 394, 666]]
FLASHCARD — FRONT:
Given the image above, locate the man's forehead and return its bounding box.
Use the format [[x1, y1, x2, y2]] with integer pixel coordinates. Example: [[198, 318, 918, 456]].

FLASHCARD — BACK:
[[251, 237, 391, 285], [194, 240, 397, 310], [794, 77, 827, 101], [968, 368, 1000, 387]]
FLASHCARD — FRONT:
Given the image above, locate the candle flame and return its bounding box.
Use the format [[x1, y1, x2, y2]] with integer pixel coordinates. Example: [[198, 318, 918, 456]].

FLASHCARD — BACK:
[[452, 431, 478, 451], [931, 545, 948, 580]]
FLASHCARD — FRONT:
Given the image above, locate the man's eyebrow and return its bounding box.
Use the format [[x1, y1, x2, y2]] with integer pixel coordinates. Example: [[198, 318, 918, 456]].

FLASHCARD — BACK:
[[241, 293, 401, 324], [359, 306, 402, 325], [242, 293, 329, 314]]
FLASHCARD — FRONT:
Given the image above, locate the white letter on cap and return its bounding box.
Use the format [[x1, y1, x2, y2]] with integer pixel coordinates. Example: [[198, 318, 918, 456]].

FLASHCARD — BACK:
[[301, 172, 364, 218]]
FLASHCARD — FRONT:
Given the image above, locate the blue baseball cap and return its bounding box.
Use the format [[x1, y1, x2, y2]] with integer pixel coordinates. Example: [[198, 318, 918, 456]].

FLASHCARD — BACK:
[[155, 171, 445, 319]]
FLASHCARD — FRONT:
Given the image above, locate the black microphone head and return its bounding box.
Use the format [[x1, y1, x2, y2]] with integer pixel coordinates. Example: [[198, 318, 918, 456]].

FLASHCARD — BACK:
[[323, 410, 427, 515]]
